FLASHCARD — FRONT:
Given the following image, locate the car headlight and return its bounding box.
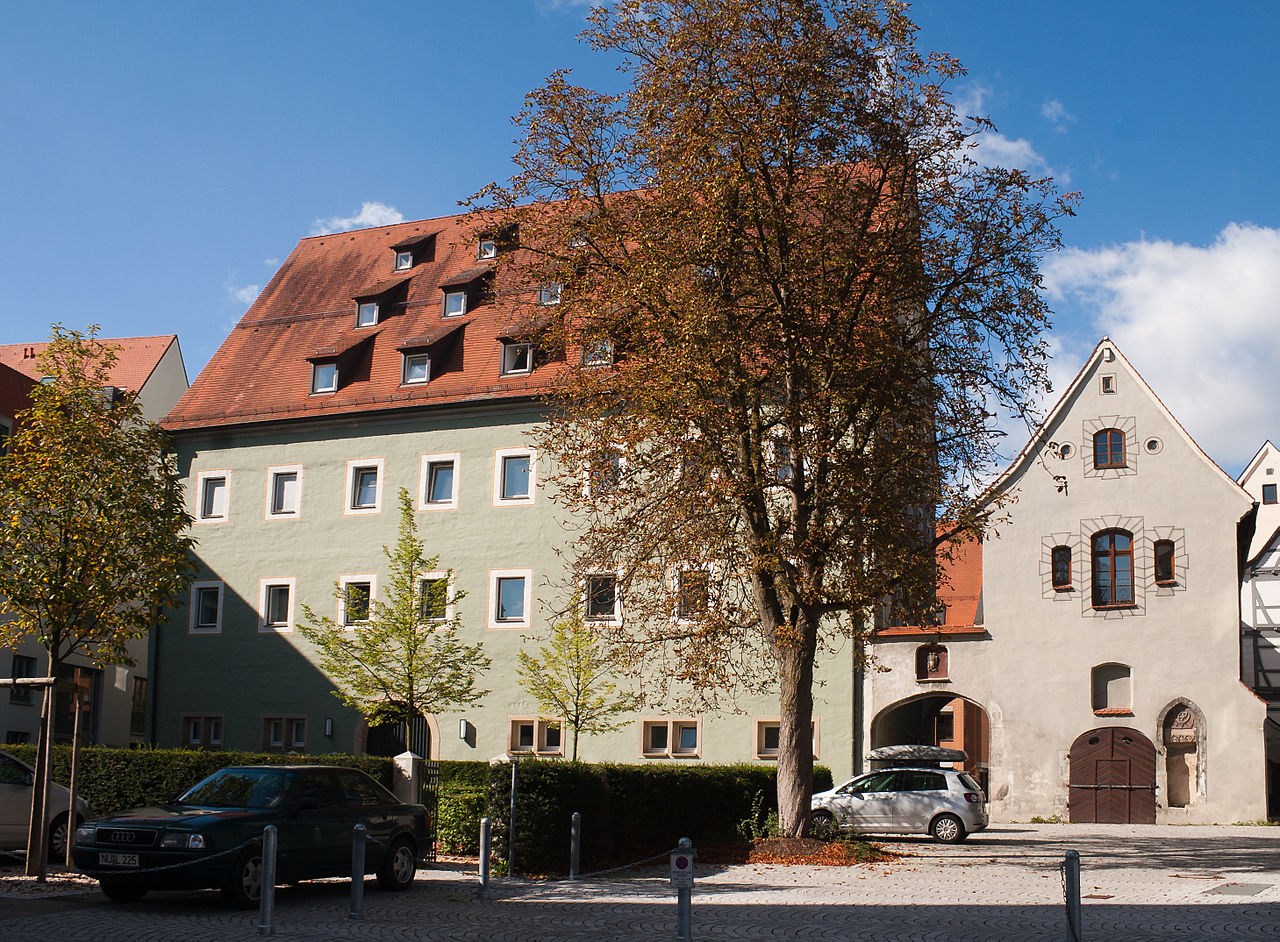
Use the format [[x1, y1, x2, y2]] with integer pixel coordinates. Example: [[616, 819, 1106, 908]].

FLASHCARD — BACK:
[[74, 825, 95, 845], [160, 832, 206, 849]]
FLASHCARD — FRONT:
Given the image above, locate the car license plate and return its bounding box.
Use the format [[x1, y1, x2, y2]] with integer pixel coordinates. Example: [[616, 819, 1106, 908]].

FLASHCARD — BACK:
[[99, 852, 139, 868]]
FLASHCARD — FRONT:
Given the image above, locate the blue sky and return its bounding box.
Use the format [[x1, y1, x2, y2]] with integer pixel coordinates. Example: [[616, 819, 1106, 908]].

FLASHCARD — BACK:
[[2, 1, 1277, 472]]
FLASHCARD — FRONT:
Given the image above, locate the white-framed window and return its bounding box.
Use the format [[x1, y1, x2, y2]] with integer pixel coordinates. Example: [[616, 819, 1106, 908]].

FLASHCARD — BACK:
[[584, 449, 625, 497], [345, 458, 384, 515], [641, 717, 701, 758], [258, 577, 296, 633], [189, 580, 224, 634], [356, 301, 379, 327], [443, 290, 467, 318], [265, 464, 303, 519], [489, 569, 532, 629], [339, 574, 377, 627], [537, 283, 562, 306], [402, 352, 430, 385], [478, 238, 497, 260], [753, 717, 819, 760], [418, 452, 460, 511], [311, 362, 338, 394], [263, 715, 307, 751], [585, 573, 620, 623], [508, 716, 564, 756], [501, 341, 533, 376], [677, 569, 710, 621], [493, 447, 537, 506], [195, 470, 230, 523], [182, 714, 224, 749], [419, 571, 455, 624], [394, 250, 414, 271], [583, 339, 614, 367]]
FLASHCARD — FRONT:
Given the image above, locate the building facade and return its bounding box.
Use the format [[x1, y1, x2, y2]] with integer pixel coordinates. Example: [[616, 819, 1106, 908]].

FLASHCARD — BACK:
[[866, 338, 1267, 824], [155, 213, 856, 774], [0, 335, 188, 748]]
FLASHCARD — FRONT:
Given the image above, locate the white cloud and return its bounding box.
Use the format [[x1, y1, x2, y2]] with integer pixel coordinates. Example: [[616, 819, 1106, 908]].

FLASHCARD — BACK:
[[1044, 223, 1280, 471], [1040, 98, 1075, 132], [222, 272, 262, 308], [309, 201, 405, 236], [264, 257, 280, 267], [953, 83, 1066, 184]]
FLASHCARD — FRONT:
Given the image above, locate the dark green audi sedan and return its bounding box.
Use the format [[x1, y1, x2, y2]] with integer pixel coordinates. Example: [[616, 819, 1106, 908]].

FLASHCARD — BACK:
[[71, 765, 431, 907]]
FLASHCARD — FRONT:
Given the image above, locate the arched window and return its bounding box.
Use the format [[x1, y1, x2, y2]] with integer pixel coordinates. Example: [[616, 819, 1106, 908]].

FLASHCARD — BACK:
[[1154, 539, 1175, 585], [1092, 529, 1134, 607], [1093, 428, 1126, 469], [1051, 545, 1072, 590]]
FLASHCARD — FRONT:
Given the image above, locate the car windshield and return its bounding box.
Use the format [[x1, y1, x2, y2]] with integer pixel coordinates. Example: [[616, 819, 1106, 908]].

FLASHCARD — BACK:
[[179, 769, 297, 809], [841, 771, 899, 794]]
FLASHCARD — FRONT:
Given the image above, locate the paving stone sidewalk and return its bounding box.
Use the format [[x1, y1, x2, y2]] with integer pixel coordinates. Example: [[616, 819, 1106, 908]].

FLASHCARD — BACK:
[[3, 824, 1278, 940]]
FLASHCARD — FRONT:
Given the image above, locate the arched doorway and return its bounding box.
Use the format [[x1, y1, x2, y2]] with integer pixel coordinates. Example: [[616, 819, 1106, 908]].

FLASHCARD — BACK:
[[872, 694, 990, 793], [1068, 726, 1156, 824]]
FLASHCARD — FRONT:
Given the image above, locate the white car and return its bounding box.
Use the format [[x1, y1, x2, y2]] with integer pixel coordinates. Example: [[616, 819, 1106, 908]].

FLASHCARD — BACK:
[[0, 750, 91, 862], [810, 767, 988, 843]]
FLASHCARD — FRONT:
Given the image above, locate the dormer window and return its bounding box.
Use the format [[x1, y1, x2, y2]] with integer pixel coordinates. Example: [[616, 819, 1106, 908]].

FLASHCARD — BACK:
[[394, 250, 414, 271], [443, 291, 467, 318], [480, 239, 500, 260], [537, 283, 562, 306], [583, 339, 614, 367], [402, 353, 430, 385], [501, 342, 533, 376], [357, 301, 379, 327], [311, 362, 338, 394]]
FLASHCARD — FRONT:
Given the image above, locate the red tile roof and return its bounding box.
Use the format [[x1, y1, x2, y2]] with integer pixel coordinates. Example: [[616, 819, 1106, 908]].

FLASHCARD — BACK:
[[0, 335, 178, 394], [873, 537, 984, 637], [164, 212, 563, 432]]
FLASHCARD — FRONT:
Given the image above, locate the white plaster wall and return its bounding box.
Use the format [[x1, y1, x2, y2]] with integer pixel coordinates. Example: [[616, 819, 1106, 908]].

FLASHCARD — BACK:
[[868, 343, 1267, 824]]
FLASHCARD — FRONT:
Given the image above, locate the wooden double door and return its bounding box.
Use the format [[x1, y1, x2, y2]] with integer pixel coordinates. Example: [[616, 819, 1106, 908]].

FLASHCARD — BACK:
[[1068, 726, 1156, 824]]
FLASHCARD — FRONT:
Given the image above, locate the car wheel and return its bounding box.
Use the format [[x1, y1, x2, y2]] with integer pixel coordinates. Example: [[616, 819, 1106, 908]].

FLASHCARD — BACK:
[[221, 845, 264, 909], [100, 877, 148, 902], [375, 836, 416, 891], [930, 813, 966, 844], [809, 810, 838, 840], [47, 813, 76, 863]]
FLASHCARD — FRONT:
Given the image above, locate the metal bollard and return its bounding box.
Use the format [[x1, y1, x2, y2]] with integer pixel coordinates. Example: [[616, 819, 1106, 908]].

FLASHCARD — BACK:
[[478, 817, 491, 903], [671, 836, 694, 942], [1064, 849, 1082, 941], [258, 826, 278, 937], [570, 811, 581, 880], [350, 823, 366, 920]]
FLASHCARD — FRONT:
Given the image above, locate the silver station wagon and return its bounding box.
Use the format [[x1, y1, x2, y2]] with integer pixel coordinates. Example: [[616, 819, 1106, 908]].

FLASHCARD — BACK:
[[810, 767, 988, 843]]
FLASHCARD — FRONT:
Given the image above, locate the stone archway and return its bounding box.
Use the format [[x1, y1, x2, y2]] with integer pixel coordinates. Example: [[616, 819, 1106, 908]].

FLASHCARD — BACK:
[[1156, 698, 1206, 809], [871, 693, 991, 793]]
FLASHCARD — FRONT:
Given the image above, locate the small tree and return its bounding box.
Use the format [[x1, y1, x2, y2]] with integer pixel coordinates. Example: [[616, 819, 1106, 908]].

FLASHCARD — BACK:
[[516, 601, 638, 760], [299, 488, 491, 737], [0, 325, 194, 875]]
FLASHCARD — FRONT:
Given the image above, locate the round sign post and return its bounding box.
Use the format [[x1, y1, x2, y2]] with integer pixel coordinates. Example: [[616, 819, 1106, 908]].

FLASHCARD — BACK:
[[669, 836, 694, 940]]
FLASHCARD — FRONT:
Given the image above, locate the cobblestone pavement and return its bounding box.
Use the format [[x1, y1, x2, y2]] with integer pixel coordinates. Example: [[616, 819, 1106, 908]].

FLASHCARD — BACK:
[[4, 824, 1278, 940]]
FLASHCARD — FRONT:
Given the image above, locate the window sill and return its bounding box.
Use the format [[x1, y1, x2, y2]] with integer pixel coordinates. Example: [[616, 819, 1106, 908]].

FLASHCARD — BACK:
[[1091, 603, 1137, 611], [1154, 580, 1178, 588], [1052, 586, 1074, 593], [915, 676, 951, 684], [1092, 708, 1134, 716]]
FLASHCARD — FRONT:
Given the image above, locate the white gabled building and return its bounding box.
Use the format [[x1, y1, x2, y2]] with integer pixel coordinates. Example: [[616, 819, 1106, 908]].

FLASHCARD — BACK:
[[1236, 439, 1280, 816], [866, 337, 1267, 824]]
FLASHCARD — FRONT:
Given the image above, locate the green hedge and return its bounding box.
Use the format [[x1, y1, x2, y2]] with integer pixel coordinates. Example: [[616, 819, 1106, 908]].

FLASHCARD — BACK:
[[484, 760, 833, 876], [2, 745, 392, 817]]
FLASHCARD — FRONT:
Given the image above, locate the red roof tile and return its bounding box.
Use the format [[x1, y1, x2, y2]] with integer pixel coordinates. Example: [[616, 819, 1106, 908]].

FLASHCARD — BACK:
[[165, 213, 561, 432], [873, 537, 984, 637], [0, 335, 177, 394]]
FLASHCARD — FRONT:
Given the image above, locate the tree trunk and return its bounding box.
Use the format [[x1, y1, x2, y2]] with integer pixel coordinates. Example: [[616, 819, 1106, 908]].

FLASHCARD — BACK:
[[24, 679, 53, 878], [776, 632, 816, 838]]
